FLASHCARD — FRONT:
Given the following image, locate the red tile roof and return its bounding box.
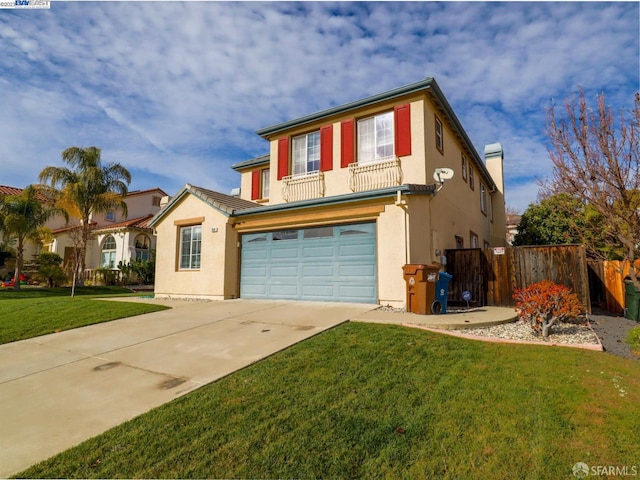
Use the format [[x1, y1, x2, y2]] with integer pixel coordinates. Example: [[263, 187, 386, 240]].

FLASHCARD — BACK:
[[94, 214, 154, 232], [0, 185, 25, 196]]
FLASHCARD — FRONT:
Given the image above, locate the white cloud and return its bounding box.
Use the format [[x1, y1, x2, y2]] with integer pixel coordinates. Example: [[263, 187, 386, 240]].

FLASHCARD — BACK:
[[0, 1, 637, 208]]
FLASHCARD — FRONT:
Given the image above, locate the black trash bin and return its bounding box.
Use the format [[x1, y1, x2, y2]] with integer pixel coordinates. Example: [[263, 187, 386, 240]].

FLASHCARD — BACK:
[[624, 278, 640, 321]]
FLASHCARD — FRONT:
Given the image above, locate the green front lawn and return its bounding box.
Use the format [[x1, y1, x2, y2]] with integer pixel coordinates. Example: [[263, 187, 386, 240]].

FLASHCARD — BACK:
[[0, 287, 168, 344], [15, 322, 640, 479]]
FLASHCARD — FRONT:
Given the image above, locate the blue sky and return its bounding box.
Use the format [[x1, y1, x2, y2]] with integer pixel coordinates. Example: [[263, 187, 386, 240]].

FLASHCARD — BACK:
[[0, 1, 638, 212]]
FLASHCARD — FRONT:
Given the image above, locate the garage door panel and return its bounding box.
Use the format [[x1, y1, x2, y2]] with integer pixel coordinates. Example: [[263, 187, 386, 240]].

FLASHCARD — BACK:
[[338, 264, 376, 277], [302, 245, 335, 258], [242, 249, 268, 260], [302, 285, 335, 298], [270, 284, 299, 297], [338, 244, 375, 257], [241, 222, 377, 303], [271, 247, 300, 259], [302, 265, 334, 277], [339, 285, 377, 299], [270, 266, 299, 277]]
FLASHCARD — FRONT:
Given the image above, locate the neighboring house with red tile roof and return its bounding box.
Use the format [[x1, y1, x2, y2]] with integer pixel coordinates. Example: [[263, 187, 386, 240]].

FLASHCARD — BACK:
[[1, 185, 168, 282]]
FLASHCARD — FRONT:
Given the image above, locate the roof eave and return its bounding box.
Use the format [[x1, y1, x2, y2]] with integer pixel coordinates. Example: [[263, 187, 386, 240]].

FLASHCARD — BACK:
[[231, 154, 270, 172], [256, 78, 435, 138], [232, 184, 436, 217]]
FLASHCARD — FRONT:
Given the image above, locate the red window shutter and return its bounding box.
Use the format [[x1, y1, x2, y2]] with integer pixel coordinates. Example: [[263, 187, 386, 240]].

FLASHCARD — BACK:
[[320, 125, 333, 172], [394, 103, 412, 157], [251, 170, 260, 200], [277, 137, 289, 180], [340, 119, 355, 168]]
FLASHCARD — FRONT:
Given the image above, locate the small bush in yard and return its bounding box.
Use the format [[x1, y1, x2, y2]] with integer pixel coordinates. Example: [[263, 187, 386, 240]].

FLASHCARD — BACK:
[[627, 326, 640, 357], [514, 280, 585, 337]]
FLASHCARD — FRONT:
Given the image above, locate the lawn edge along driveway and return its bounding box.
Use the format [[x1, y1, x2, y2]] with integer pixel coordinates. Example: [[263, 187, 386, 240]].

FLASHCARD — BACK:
[[0, 299, 375, 478]]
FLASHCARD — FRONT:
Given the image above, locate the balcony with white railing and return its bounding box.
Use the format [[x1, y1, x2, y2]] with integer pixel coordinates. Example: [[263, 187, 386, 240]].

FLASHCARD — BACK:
[[281, 170, 326, 202], [348, 157, 403, 193]]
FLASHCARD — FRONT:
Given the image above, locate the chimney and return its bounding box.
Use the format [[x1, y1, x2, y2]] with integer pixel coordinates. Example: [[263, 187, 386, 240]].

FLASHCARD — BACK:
[[484, 143, 504, 194]]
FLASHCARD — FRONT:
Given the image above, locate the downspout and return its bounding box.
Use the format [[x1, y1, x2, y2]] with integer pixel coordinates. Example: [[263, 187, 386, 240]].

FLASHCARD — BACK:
[[395, 190, 409, 264]]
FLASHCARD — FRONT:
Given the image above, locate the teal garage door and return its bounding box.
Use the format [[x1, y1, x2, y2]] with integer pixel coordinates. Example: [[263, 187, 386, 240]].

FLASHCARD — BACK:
[[240, 222, 377, 303]]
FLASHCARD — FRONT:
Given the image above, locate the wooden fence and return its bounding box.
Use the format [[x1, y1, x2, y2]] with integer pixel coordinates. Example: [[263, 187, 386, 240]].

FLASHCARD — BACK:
[[588, 259, 640, 315], [445, 245, 591, 312]]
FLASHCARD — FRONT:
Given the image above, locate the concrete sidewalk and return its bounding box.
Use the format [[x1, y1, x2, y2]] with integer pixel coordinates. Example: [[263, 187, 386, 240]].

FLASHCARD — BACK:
[[0, 299, 375, 477], [353, 306, 517, 329]]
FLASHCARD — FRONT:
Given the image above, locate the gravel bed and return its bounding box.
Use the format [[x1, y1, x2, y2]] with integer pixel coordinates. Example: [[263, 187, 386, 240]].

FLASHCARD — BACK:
[[375, 305, 599, 345], [458, 319, 600, 345]]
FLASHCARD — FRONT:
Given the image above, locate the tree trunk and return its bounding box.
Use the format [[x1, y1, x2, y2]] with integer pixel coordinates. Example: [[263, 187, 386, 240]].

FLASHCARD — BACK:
[[13, 237, 23, 291]]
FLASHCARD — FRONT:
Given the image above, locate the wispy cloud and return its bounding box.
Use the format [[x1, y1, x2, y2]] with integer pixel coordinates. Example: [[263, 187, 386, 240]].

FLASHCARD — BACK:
[[0, 1, 637, 212]]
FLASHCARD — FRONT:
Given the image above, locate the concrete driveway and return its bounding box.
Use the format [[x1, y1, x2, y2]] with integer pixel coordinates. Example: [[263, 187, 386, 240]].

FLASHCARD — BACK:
[[0, 298, 375, 477]]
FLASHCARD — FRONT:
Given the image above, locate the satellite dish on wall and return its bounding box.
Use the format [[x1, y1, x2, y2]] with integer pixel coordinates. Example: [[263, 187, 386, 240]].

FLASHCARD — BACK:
[[433, 168, 454, 182], [433, 168, 455, 192]]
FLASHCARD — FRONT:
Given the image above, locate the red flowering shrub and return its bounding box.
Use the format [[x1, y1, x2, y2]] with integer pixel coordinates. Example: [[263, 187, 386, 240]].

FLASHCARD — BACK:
[[513, 280, 585, 337]]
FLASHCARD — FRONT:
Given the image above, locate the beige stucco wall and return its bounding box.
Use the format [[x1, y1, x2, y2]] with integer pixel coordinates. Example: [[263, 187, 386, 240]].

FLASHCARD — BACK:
[[154, 194, 238, 300], [241, 94, 428, 205]]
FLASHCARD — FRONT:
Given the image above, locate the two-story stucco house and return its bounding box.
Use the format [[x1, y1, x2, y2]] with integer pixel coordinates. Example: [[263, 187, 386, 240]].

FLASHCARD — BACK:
[[150, 78, 506, 306], [48, 188, 167, 279]]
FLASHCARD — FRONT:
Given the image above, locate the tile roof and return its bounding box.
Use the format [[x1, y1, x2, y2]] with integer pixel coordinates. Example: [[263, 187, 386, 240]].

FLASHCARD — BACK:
[[94, 214, 155, 231], [187, 184, 261, 215], [126, 188, 168, 198], [0, 185, 24, 196]]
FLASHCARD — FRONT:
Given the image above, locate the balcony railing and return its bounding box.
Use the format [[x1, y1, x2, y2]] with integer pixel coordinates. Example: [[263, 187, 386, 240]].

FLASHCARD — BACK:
[[282, 171, 325, 202], [348, 157, 403, 192]]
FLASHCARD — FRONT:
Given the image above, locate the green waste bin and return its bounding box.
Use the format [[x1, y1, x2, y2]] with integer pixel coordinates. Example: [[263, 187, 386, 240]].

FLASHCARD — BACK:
[[624, 278, 640, 321]]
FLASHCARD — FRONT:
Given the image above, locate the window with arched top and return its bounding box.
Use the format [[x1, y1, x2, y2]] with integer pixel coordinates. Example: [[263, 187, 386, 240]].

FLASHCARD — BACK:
[[101, 235, 117, 268], [135, 234, 151, 261]]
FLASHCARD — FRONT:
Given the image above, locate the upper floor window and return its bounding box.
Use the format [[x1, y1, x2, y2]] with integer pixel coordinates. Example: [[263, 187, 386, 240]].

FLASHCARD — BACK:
[[469, 165, 475, 190], [292, 131, 320, 175], [480, 182, 487, 215], [435, 116, 444, 153], [470, 231, 479, 248], [461, 155, 468, 182], [179, 225, 201, 270], [261, 168, 270, 199], [135, 234, 151, 261], [105, 211, 115, 222], [101, 235, 117, 268], [358, 111, 394, 164], [152, 196, 161, 207]]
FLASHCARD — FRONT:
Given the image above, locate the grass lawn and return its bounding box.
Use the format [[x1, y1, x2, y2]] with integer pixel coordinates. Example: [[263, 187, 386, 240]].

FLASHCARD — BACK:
[[14, 322, 640, 479], [0, 286, 169, 345]]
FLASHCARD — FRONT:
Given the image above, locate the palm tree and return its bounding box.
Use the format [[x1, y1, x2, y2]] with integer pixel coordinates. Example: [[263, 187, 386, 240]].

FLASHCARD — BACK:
[[39, 146, 131, 285], [0, 186, 60, 290]]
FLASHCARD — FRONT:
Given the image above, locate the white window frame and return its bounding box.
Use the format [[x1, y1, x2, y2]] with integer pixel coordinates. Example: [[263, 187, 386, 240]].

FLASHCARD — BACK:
[[101, 235, 117, 268], [357, 111, 394, 165], [292, 131, 320, 175], [261, 168, 270, 199], [134, 234, 151, 261], [179, 225, 202, 270]]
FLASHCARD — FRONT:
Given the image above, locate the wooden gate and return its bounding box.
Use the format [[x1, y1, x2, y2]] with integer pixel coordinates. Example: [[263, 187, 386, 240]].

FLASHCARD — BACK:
[[445, 245, 591, 312]]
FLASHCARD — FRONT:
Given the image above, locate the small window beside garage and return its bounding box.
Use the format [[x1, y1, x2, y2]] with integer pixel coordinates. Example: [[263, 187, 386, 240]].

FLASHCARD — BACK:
[[273, 230, 298, 241], [303, 226, 334, 239]]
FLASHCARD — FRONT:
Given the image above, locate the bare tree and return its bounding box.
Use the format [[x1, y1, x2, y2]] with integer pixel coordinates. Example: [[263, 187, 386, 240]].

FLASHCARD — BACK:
[[543, 89, 640, 288]]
